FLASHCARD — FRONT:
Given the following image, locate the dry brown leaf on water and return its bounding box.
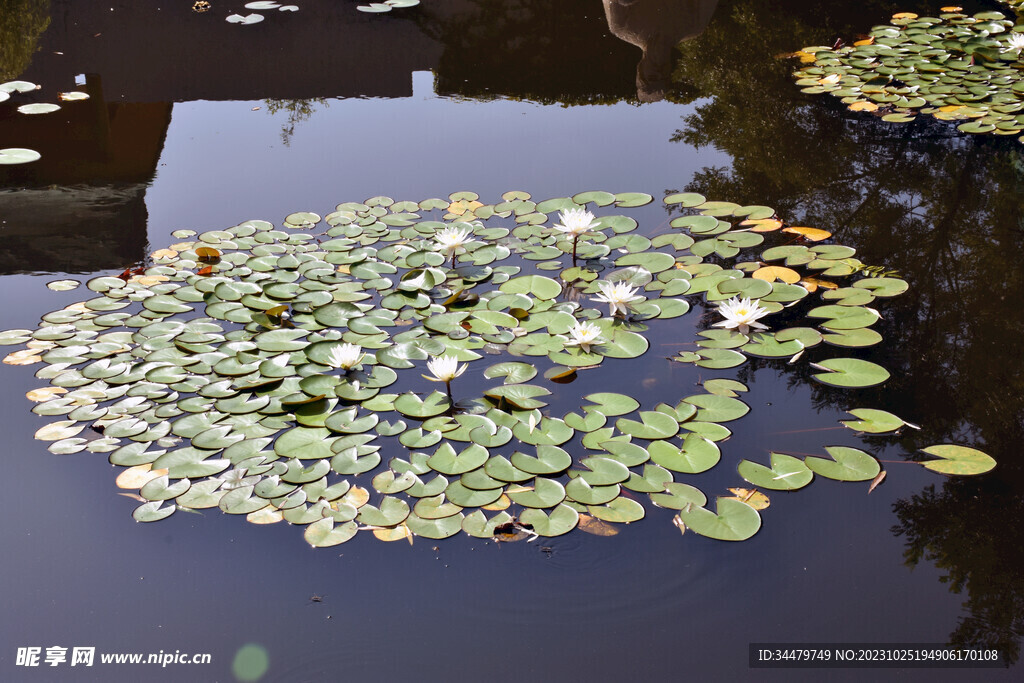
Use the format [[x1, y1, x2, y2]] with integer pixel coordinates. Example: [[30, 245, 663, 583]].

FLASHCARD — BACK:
[[447, 200, 483, 216], [339, 485, 370, 508], [151, 248, 179, 259], [373, 523, 413, 544], [740, 218, 783, 232], [4, 349, 43, 365], [117, 492, 147, 503], [752, 266, 801, 284], [671, 516, 686, 536], [115, 464, 168, 489], [784, 50, 818, 64], [195, 246, 221, 261], [868, 470, 887, 494], [848, 101, 878, 112], [892, 12, 918, 19], [940, 6, 962, 12], [726, 487, 771, 510], [783, 226, 832, 241], [800, 277, 839, 292], [853, 37, 875, 46], [482, 493, 511, 511], [577, 514, 620, 536], [131, 275, 170, 286], [26, 387, 68, 402]]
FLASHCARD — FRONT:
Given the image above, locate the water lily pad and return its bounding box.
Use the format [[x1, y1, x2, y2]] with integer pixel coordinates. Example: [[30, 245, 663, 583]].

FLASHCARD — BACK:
[[811, 358, 890, 388], [511, 445, 572, 475], [483, 361, 537, 384], [427, 442, 488, 476], [650, 482, 707, 510], [677, 497, 761, 541], [615, 411, 678, 440], [804, 446, 881, 481], [507, 478, 565, 508], [581, 393, 640, 417], [649, 434, 720, 473], [919, 444, 996, 475], [0, 148, 41, 165], [17, 103, 61, 115], [737, 453, 813, 491], [406, 512, 464, 539], [357, 496, 410, 526], [841, 408, 912, 433], [304, 518, 358, 547], [519, 504, 579, 536], [587, 497, 645, 523]]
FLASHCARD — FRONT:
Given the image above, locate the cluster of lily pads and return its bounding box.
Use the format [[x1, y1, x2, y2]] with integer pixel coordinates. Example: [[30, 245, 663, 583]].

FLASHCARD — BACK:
[[226, 2, 299, 25], [791, 8, 1024, 141], [0, 79, 91, 165], [357, 0, 420, 14], [0, 190, 995, 547]]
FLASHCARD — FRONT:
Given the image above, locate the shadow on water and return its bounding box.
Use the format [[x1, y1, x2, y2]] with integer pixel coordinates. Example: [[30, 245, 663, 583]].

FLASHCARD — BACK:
[[668, 0, 1024, 663]]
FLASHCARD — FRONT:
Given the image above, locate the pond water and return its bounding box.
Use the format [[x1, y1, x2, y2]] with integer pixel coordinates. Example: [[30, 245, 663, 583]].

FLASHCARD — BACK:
[[1, 1, 1022, 681]]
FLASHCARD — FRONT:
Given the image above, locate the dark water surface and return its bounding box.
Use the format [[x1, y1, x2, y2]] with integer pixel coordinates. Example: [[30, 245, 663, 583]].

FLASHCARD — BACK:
[[1, 1, 1022, 681]]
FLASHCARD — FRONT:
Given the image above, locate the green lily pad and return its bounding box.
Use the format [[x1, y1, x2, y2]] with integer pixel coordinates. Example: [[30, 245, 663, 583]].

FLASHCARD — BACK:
[[406, 512, 465, 539], [737, 453, 813, 491], [357, 496, 410, 526], [394, 391, 451, 418], [919, 444, 997, 476], [507, 478, 566, 508], [811, 358, 890, 388], [519, 504, 580, 536], [511, 445, 572, 475], [841, 408, 912, 433], [648, 434, 720, 473], [304, 518, 359, 547], [804, 446, 881, 482], [427, 442, 489, 476], [587, 497, 645, 523], [462, 510, 514, 538], [483, 361, 538, 384], [682, 394, 750, 422], [583, 393, 641, 417], [615, 411, 678, 440], [677, 497, 761, 541], [650, 482, 707, 510]]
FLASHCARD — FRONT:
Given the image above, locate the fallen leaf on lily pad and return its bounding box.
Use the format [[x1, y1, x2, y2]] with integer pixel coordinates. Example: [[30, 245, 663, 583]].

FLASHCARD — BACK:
[[726, 487, 770, 510]]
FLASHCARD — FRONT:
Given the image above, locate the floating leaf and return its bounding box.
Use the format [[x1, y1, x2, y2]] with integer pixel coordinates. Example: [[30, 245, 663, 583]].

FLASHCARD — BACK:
[[804, 446, 880, 482], [841, 408, 914, 433], [919, 445, 996, 476], [0, 148, 41, 165], [726, 488, 770, 510], [810, 358, 890, 388], [677, 497, 761, 542], [737, 453, 813, 491]]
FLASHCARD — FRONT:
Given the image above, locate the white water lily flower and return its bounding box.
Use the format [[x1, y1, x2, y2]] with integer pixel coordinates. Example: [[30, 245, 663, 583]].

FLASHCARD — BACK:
[[552, 208, 598, 237], [434, 226, 476, 258], [1004, 32, 1024, 53], [565, 320, 604, 353], [713, 296, 771, 335], [591, 280, 644, 317], [423, 354, 466, 383], [325, 343, 363, 370]]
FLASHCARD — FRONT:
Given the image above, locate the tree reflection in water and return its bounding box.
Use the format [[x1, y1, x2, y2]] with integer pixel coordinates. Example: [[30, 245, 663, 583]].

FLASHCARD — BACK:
[[669, 0, 1024, 664]]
